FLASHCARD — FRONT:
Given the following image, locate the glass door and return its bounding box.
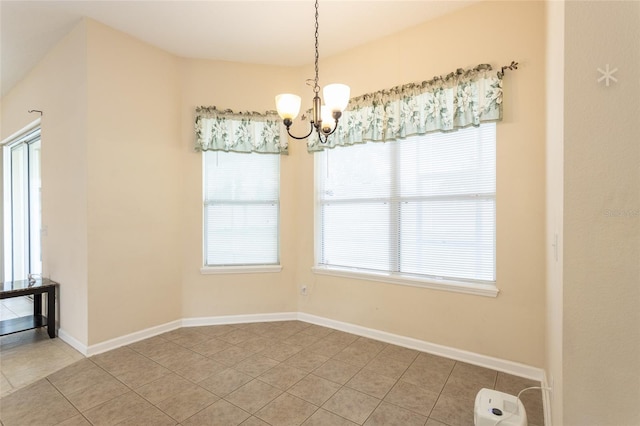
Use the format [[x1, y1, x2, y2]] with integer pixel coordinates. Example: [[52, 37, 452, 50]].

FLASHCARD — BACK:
[[4, 129, 41, 282]]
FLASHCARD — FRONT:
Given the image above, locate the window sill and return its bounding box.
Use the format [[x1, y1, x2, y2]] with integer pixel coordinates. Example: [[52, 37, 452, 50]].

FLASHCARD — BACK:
[[201, 265, 282, 275], [311, 266, 499, 298]]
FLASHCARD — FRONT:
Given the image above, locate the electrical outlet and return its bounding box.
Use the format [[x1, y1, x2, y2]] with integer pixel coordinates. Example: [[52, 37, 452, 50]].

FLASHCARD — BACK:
[[300, 285, 308, 296]]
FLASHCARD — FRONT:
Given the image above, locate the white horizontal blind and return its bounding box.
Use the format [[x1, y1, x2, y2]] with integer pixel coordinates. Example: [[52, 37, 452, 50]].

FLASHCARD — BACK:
[[204, 151, 280, 266], [316, 123, 496, 283]]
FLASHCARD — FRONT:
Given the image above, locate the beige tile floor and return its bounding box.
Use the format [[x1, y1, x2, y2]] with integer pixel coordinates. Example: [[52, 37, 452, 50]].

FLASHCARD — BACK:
[[1, 297, 85, 398], [0, 317, 544, 426]]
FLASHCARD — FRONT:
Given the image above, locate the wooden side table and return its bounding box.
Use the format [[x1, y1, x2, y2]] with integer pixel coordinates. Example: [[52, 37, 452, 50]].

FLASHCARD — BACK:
[[0, 278, 58, 338]]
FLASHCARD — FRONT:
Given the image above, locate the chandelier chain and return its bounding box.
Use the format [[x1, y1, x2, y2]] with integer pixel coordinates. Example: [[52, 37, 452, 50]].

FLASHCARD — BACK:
[[313, 0, 320, 94], [275, 0, 348, 143]]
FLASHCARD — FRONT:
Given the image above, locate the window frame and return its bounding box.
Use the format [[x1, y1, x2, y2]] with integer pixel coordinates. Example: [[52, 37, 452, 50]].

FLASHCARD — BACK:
[[313, 125, 498, 298], [200, 151, 282, 274]]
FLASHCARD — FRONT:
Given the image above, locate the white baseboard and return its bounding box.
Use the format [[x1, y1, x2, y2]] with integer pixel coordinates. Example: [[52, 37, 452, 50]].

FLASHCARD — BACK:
[[542, 371, 553, 426], [182, 312, 297, 327], [62, 311, 543, 384], [297, 312, 545, 382], [73, 313, 298, 356], [85, 320, 182, 356], [58, 328, 88, 356]]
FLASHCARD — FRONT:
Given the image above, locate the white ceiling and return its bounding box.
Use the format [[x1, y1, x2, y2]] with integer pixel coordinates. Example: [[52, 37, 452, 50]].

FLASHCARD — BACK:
[[1, 1, 477, 96]]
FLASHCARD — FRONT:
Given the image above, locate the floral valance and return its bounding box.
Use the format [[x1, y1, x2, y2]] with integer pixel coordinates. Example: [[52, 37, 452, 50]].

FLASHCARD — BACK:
[[307, 64, 504, 152], [195, 107, 288, 155]]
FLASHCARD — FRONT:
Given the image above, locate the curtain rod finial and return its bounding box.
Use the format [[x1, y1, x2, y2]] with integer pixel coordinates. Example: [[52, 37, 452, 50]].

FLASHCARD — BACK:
[[498, 61, 519, 78]]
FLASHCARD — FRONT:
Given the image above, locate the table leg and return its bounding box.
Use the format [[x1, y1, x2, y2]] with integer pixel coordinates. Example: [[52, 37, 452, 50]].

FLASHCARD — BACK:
[[47, 288, 56, 338], [34, 292, 42, 316]]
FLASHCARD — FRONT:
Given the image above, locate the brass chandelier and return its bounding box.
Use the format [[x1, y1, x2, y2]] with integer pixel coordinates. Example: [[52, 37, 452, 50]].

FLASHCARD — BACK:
[[275, 0, 350, 143]]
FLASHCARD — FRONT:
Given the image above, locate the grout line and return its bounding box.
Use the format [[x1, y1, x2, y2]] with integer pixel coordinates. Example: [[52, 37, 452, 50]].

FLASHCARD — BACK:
[[44, 376, 86, 425], [425, 359, 457, 423]]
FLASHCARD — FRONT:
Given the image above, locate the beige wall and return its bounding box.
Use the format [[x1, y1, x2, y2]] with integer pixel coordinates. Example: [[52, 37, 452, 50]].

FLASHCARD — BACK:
[[545, 1, 564, 424], [295, 1, 547, 368], [84, 21, 183, 344], [563, 1, 640, 424], [0, 19, 185, 346], [1, 22, 90, 345], [178, 59, 300, 318], [176, 0, 547, 368]]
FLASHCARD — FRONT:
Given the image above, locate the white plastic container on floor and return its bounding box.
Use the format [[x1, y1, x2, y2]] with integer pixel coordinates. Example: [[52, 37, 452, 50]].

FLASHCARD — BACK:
[[474, 388, 527, 426]]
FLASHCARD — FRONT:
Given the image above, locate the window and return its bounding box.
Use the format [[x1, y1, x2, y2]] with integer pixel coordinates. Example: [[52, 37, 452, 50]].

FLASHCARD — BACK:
[[3, 127, 42, 282], [203, 151, 280, 269], [315, 123, 496, 292]]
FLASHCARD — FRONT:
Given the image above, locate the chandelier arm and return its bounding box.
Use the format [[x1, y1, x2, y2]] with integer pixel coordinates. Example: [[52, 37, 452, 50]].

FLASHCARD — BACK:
[[316, 119, 340, 144], [286, 123, 315, 140], [326, 120, 339, 136], [318, 132, 328, 144]]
